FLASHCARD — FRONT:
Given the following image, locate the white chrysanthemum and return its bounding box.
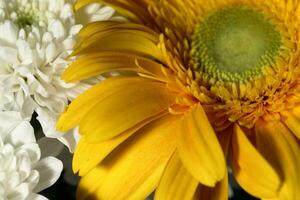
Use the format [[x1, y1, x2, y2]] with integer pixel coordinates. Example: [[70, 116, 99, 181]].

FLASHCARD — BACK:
[[0, 0, 118, 151], [0, 111, 63, 200]]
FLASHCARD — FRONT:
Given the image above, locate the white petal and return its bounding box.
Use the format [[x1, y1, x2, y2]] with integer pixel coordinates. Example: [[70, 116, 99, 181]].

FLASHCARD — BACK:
[[27, 32, 38, 47], [42, 32, 54, 43], [64, 81, 92, 100], [62, 38, 76, 50], [91, 6, 116, 21], [0, 184, 4, 196], [0, 21, 18, 44], [0, 144, 15, 169], [48, 0, 65, 13], [36, 107, 78, 151], [18, 29, 26, 40], [20, 97, 36, 119], [31, 26, 42, 42], [33, 157, 63, 192], [6, 171, 20, 189], [60, 4, 74, 20], [8, 183, 30, 200], [15, 66, 33, 77], [48, 20, 66, 40], [27, 193, 48, 200], [75, 4, 115, 25], [17, 143, 41, 163], [0, 137, 3, 147], [0, 111, 22, 137], [26, 170, 40, 191], [0, 46, 18, 64], [57, 129, 80, 153], [36, 108, 62, 138], [35, 95, 61, 113], [69, 24, 82, 35], [16, 152, 32, 181], [45, 42, 59, 62], [16, 40, 33, 63], [6, 121, 35, 146]]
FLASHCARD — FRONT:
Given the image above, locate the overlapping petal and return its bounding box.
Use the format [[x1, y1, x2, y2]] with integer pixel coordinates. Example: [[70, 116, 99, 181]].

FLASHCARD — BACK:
[[231, 124, 281, 198], [71, 22, 164, 62], [154, 152, 199, 200], [57, 76, 175, 143], [63, 52, 166, 82], [77, 115, 177, 200], [255, 120, 300, 200], [177, 104, 226, 187], [195, 173, 228, 200], [73, 111, 167, 176], [282, 106, 300, 140]]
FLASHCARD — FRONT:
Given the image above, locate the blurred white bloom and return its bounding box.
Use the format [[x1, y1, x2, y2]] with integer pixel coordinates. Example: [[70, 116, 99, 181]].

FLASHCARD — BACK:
[[0, 0, 118, 151], [0, 111, 63, 200]]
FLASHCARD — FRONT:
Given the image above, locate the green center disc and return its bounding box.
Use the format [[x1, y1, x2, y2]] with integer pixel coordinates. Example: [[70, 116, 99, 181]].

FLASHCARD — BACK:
[[192, 6, 282, 82], [15, 8, 39, 29]]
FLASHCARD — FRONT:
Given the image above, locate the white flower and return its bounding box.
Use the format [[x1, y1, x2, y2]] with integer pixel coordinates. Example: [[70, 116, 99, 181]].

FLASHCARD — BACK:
[[0, 0, 118, 151], [0, 111, 63, 200]]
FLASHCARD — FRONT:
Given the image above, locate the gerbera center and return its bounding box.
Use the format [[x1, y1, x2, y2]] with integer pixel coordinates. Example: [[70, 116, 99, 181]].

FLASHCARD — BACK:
[[191, 7, 282, 82]]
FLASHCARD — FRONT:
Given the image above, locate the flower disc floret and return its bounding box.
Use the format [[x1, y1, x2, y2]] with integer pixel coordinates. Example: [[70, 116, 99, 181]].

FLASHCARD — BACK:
[[191, 7, 282, 83]]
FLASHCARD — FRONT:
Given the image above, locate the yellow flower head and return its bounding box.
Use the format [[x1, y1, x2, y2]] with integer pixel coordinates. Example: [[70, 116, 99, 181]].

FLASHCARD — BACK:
[[57, 0, 300, 199]]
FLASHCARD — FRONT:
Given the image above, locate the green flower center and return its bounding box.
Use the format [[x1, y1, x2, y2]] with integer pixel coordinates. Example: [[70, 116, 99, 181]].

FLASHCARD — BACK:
[[15, 8, 39, 29], [191, 7, 282, 82]]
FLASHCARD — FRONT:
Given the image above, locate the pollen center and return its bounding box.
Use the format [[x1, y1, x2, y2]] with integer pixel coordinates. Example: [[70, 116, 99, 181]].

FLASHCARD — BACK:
[[192, 7, 282, 82]]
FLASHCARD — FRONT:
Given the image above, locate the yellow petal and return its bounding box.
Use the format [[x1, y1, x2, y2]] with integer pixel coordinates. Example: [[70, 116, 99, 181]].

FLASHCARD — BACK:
[[135, 57, 167, 81], [255, 120, 300, 200], [177, 104, 226, 187], [63, 52, 139, 82], [191, 128, 231, 200], [73, 111, 167, 176], [282, 106, 300, 140], [190, 128, 231, 200], [195, 172, 228, 200], [62, 52, 165, 83], [77, 115, 177, 200], [231, 124, 281, 199], [57, 77, 153, 132], [154, 151, 199, 200], [77, 163, 106, 200], [79, 78, 174, 142], [77, 21, 157, 39], [72, 23, 164, 62], [75, 27, 158, 50]]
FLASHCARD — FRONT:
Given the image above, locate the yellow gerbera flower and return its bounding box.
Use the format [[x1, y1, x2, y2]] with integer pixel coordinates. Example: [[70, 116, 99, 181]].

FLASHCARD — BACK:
[[57, 0, 300, 199]]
